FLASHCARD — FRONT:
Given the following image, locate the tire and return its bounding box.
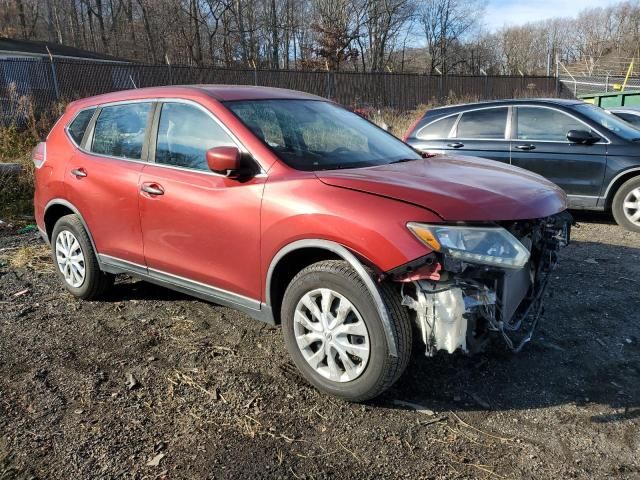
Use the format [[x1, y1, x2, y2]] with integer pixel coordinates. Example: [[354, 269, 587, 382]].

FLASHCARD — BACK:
[[50, 214, 114, 299], [612, 176, 640, 233], [281, 260, 411, 402]]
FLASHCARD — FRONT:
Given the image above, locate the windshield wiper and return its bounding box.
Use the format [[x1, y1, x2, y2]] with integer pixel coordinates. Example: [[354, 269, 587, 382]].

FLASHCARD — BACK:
[[388, 158, 418, 164]]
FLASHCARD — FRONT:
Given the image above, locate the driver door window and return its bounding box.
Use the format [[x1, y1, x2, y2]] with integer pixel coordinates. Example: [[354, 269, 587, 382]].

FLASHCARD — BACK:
[[154, 103, 235, 171], [515, 107, 587, 142]]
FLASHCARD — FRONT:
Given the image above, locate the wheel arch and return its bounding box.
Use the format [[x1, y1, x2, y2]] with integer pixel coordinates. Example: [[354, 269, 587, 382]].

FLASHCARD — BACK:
[[265, 239, 399, 357], [604, 168, 640, 208], [44, 199, 102, 267]]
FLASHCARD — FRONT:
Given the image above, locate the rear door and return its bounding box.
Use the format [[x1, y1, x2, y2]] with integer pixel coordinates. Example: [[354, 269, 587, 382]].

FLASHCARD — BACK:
[[408, 107, 511, 164], [65, 102, 153, 265], [447, 106, 511, 163], [509, 106, 607, 202]]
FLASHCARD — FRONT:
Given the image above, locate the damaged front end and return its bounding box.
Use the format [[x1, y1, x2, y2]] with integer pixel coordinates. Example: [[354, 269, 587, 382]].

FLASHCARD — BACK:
[[391, 211, 572, 356]]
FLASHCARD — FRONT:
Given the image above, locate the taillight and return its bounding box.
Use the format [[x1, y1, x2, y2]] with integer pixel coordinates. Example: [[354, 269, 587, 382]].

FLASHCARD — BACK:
[[32, 142, 46, 168], [402, 113, 426, 141]]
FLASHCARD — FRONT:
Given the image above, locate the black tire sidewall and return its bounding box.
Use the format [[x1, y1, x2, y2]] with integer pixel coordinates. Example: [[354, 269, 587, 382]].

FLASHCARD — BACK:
[[612, 177, 640, 233], [51, 215, 100, 299], [281, 265, 390, 401]]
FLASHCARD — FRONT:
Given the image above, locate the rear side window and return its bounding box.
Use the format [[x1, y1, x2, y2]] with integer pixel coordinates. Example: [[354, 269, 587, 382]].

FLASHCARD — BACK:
[[155, 103, 236, 171], [456, 108, 508, 139], [67, 108, 95, 145], [91, 103, 152, 160], [416, 115, 457, 140]]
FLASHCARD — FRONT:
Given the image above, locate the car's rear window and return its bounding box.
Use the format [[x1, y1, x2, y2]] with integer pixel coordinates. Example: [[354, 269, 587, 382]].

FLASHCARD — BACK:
[[416, 115, 457, 140], [67, 108, 95, 145]]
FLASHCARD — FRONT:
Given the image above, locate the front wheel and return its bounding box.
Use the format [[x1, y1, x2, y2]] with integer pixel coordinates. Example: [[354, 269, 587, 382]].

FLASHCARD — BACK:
[[612, 176, 640, 232], [281, 260, 411, 402]]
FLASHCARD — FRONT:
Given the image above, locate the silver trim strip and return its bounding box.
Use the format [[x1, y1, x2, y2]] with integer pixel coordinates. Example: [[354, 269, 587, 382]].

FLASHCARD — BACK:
[[415, 104, 612, 144], [99, 254, 147, 276], [148, 267, 261, 310], [65, 97, 266, 178], [99, 254, 273, 324], [415, 112, 460, 140], [266, 239, 398, 357], [512, 105, 611, 144]]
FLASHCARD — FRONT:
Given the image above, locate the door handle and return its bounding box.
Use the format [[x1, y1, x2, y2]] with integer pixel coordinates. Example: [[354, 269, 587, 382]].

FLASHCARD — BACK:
[[141, 183, 164, 196], [447, 142, 464, 148], [70, 168, 87, 178], [514, 144, 536, 151]]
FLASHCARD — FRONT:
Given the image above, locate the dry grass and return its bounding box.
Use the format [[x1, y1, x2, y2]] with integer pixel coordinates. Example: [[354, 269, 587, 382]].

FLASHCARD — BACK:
[[1, 244, 54, 272], [0, 85, 65, 218]]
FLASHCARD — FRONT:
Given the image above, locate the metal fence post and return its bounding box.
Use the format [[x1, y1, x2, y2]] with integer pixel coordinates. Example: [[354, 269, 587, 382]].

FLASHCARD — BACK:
[[165, 54, 173, 85], [45, 48, 60, 100]]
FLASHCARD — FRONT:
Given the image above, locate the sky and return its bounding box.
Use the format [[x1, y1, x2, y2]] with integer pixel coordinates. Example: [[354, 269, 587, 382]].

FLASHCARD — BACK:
[[484, 0, 622, 31]]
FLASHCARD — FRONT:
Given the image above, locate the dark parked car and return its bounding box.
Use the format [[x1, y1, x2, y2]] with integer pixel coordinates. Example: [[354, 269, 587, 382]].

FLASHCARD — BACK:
[[403, 99, 640, 232], [608, 106, 640, 128]]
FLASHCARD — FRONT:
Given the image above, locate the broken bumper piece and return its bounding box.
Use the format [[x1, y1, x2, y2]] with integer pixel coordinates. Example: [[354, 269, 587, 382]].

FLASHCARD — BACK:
[[398, 212, 572, 356]]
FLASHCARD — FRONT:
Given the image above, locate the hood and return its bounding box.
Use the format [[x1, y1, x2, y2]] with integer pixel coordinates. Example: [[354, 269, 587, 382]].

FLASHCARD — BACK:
[[315, 155, 567, 221]]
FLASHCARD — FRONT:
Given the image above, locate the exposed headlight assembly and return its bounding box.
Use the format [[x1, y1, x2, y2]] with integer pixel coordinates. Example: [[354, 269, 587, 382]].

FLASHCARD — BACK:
[[407, 223, 530, 269]]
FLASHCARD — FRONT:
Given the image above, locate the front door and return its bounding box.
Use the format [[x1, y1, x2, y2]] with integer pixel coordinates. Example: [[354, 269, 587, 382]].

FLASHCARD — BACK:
[[509, 106, 607, 204], [138, 101, 264, 303]]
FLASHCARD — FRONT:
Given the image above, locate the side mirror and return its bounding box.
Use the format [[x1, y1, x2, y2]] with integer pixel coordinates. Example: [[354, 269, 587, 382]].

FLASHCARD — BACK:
[[567, 129, 600, 145], [206, 146, 241, 176]]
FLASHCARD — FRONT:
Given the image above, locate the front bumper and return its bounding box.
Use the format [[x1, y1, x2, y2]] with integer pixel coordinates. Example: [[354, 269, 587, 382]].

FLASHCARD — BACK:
[[398, 211, 572, 355]]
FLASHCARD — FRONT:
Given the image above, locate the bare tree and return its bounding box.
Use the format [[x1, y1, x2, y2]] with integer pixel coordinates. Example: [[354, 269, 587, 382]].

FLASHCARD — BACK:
[[420, 0, 485, 74]]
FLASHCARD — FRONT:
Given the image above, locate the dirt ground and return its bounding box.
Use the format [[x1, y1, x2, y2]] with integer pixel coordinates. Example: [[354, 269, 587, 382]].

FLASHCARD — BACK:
[[0, 213, 639, 480]]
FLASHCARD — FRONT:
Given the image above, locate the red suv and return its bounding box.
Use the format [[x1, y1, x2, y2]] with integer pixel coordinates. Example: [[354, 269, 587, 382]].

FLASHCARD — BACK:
[[33, 86, 571, 401]]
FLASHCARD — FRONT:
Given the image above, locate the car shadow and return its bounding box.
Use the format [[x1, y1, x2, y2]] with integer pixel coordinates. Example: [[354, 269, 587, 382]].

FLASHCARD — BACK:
[[383, 239, 640, 422], [102, 278, 192, 302], [570, 209, 617, 225]]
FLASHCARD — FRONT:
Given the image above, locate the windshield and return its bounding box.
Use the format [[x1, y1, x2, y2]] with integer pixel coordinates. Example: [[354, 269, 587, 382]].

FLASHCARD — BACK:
[[224, 99, 422, 171], [572, 103, 640, 141]]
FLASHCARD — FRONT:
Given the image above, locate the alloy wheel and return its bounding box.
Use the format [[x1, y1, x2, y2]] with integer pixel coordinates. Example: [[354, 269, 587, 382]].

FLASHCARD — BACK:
[[55, 230, 86, 288], [293, 288, 370, 382], [623, 187, 640, 226]]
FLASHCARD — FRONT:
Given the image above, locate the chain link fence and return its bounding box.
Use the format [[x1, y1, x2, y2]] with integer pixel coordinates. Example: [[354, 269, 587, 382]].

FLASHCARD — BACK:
[[1, 58, 564, 125], [559, 73, 640, 97]]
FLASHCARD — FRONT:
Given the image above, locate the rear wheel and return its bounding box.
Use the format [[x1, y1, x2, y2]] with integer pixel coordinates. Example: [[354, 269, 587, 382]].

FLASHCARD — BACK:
[[51, 214, 113, 299], [612, 176, 640, 232], [281, 260, 411, 402]]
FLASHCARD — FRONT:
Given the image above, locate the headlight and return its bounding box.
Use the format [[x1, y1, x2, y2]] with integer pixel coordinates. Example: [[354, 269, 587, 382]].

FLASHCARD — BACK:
[[407, 223, 530, 269]]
